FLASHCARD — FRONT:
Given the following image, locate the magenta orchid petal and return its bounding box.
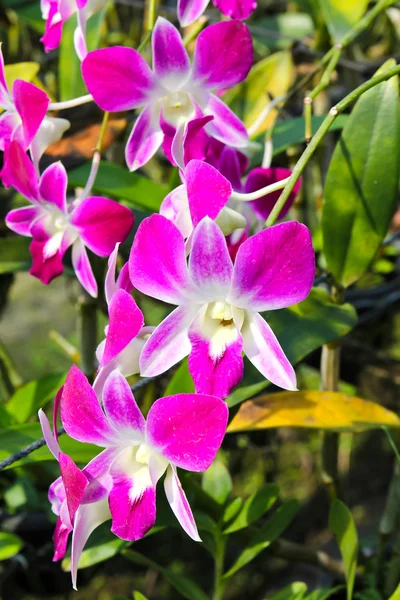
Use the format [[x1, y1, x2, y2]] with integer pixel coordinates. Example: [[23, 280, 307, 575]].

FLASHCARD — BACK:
[[139, 305, 196, 377], [82, 448, 118, 504], [125, 106, 164, 171], [40, 1, 64, 53], [146, 393, 228, 471], [53, 516, 71, 561], [217, 145, 244, 191], [5, 206, 39, 236], [245, 167, 300, 221], [103, 370, 146, 435], [102, 290, 144, 365], [59, 452, 88, 524], [39, 162, 68, 212], [12, 80, 49, 147], [72, 240, 98, 298], [71, 196, 134, 257], [212, 0, 257, 19], [164, 467, 201, 541], [182, 114, 214, 165], [204, 94, 249, 147], [60, 365, 118, 446], [116, 263, 132, 295], [30, 240, 64, 285], [192, 21, 253, 89], [152, 17, 190, 88], [38, 408, 61, 459], [230, 221, 315, 311], [189, 217, 233, 299], [177, 0, 209, 27], [0, 112, 20, 151], [82, 47, 155, 112], [186, 160, 232, 227], [105, 243, 120, 305], [1, 141, 39, 201], [241, 312, 297, 390], [160, 185, 193, 239], [129, 214, 191, 305], [0, 43, 9, 98]]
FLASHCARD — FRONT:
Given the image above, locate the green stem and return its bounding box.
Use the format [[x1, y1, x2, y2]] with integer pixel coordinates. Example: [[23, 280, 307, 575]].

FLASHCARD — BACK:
[[265, 63, 400, 228], [145, 0, 158, 32], [212, 536, 227, 600], [78, 290, 98, 381], [377, 462, 400, 591]]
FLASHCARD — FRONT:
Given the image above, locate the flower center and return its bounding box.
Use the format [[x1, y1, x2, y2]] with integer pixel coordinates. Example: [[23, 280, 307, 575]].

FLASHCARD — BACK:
[[162, 91, 194, 127], [200, 301, 245, 359]]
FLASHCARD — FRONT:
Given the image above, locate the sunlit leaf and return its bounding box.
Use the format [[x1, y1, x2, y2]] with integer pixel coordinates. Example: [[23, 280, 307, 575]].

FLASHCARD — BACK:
[[133, 593, 149, 600], [0, 532, 23, 561], [264, 582, 307, 600], [329, 499, 358, 600], [4, 62, 39, 89], [389, 583, 400, 600], [319, 0, 369, 42], [224, 484, 279, 534], [7, 372, 66, 424], [228, 391, 400, 433], [304, 587, 345, 600], [202, 461, 232, 505], [222, 497, 243, 526]]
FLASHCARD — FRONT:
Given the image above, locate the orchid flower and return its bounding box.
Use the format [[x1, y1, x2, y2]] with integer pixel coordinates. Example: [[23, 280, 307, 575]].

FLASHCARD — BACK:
[[82, 17, 253, 171], [93, 244, 155, 397], [2, 141, 134, 296], [0, 46, 69, 164], [178, 0, 257, 27], [40, 366, 228, 587], [129, 215, 315, 398]]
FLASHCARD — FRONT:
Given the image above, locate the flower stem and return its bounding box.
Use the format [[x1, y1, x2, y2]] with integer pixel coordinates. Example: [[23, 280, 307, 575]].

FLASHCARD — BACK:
[[212, 536, 227, 600], [48, 94, 93, 111], [78, 289, 98, 381], [230, 176, 291, 202], [79, 111, 109, 200]]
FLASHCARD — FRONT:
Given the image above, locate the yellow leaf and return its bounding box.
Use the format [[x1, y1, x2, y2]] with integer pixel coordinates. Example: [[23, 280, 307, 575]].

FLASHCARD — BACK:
[[319, 0, 369, 42], [227, 391, 400, 433], [5, 62, 40, 90]]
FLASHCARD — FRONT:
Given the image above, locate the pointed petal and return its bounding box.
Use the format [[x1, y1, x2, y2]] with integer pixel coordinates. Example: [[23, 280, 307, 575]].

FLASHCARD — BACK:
[[82, 47, 156, 111], [104, 243, 119, 305], [186, 160, 232, 227], [72, 239, 98, 298], [129, 214, 191, 305], [103, 369, 145, 435], [230, 221, 315, 312], [178, 0, 209, 27], [82, 447, 117, 504], [12, 80, 49, 148], [30, 240, 64, 285], [5, 205, 39, 236], [182, 114, 214, 165], [40, 1, 65, 53], [241, 312, 296, 390], [38, 408, 61, 459], [217, 146, 245, 191], [1, 140, 38, 201], [146, 392, 228, 471], [0, 112, 20, 151], [30, 116, 70, 165], [0, 43, 9, 100], [245, 167, 300, 221], [212, 0, 257, 19], [102, 289, 144, 365], [152, 17, 190, 88], [164, 467, 201, 541], [39, 161, 68, 211], [52, 515, 71, 561], [125, 106, 163, 171], [159, 184, 193, 239], [204, 94, 249, 147], [59, 452, 88, 524], [192, 21, 253, 89]]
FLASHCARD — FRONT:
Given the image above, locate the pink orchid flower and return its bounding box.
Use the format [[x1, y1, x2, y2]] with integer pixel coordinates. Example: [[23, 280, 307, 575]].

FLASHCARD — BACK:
[[178, 0, 257, 27], [2, 141, 134, 296], [129, 214, 315, 398], [81, 17, 253, 171], [93, 244, 155, 396], [39, 366, 228, 588]]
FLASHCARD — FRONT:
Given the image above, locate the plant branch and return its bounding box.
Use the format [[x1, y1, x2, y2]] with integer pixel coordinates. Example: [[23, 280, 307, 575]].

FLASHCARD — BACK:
[[79, 111, 109, 200], [48, 94, 93, 111]]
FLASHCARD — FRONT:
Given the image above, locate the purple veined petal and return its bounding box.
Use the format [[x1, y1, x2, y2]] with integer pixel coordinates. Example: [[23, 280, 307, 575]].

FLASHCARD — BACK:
[[125, 106, 164, 171], [178, 0, 209, 27], [38, 408, 61, 459], [160, 184, 193, 239], [5, 205, 39, 236], [59, 452, 88, 524], [241, 311, 297, 390], [212, 0, 257, 19], [229, 221, 315, 312], [245, 167, 301, 221], [71, 196, 134, 257], [182, 114, 214, 165], [186, 160, 232, 227], [217, 145, 244, 191], [12, 80, 49, 148], [152, 17, 190, 89], [139, 305, 197, 377], [129, 214, 192, 305], [71, 498, 111, 589], [117, 263, 132, 294], [103, 369, 146, 436], [204, 94, 249, 148], [39, 161, 68, 212], [30, 116, 70, 166], [164, 466, 201, 541], [1, 140, 39, 201], [0, 43, 10, 103], [192, 21, 253, 90], [189, 217, 233, 300], [29, 239, 65, 285], [71, 239, 98, 298], [82, 447, 118, 504], [0, 112, 20, 152], [82, 47, 156, 112], [102, 290, 144, 366], [105, 243, 120, 305], [146, 392, 228, 472], [52, 514, 71, 561], [60, 364, 118, 446], [109, 447, 156, 541]]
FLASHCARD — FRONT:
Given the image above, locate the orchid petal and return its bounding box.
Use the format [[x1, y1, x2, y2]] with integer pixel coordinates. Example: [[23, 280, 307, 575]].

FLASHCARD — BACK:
[[72, 239, 98, 298], [1, 141, 38, 201], [186, 160, 232, 227], [12, 80, 49, 148], [59, 452, 88, 524], [103, 369, 145, 435], [204, 94, 249, 148], [30, 116, 70, 165], [177, 0, 209, 27], [30, 240, 65, 285], [102, 290, 144, 365], [39, 161, 68, 211], [182, 114, 214, 165], [164, 467, 201, 541], [0, 112, 20, 151], [52, 515, 71, 561], [125, 106, 163, 171], [152, 17, 190, 89], [159, 185, 193, 239], [217, 145, 244, 191], [212, 0, 257, 19], [0, 43, 9, 101], [38, 408, 61, 459], [245, 167, 300, 221], [5, 206, 39, 236]]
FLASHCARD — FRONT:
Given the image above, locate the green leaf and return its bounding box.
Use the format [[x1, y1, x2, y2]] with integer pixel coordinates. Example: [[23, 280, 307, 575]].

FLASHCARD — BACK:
[[227, 288, 357, 407], [68, 161, 167, 212], [264, 582, 307, 600], [322, 60, 400, 288], [123, 550, 209, 600], [304, 587, 345, 600], [319, 0, 369, 42], [222, 497, 243, 525], [133, 593, 149, 600], [251, 14, 314, 51], [164, 359, 194, 396], [0, 237, 31, 274], [7, 372, 66, 424], [202, 461, 232, 505], [389, 583, 400, 600], [62, 534, 127, 571], [224, 484, 279, 534], [329, 499, 358, 600], [223, 500, 299, 578], [0, 532, 23, 560], [272, 115, 348, 156]]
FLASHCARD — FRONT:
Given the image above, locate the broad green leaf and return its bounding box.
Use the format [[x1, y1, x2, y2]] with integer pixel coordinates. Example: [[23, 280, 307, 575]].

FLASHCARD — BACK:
[[329, 499, 358, 600], [164, 359, 194, 396], [222, 497, 243, 525], [227, 288, 357, 408], [228, 391, 400, 433], [202, 461, 232, 505], [271, 115, 348, 156], [224, 483, 279, 534], [0, 532, 23, 561], [4, 62, 40, 89], [224, 500, 299, 578], [319, 0, 369, 42], [322, 60, 400, 288], [7, 372, 66, 424], [251, 14, 314, 51], [123, 550, 209, 600], [133, 593, 149, 600], [0, 237, 31, 274], [62, 538, 127, 571], [265, 582, 307, 600], [68, 161, 167, 212], [389, 584, 400, 600]]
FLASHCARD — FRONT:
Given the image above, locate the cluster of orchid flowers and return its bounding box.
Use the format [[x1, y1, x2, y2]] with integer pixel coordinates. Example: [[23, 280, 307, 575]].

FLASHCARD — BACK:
[[1, 1, 317, 588]]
